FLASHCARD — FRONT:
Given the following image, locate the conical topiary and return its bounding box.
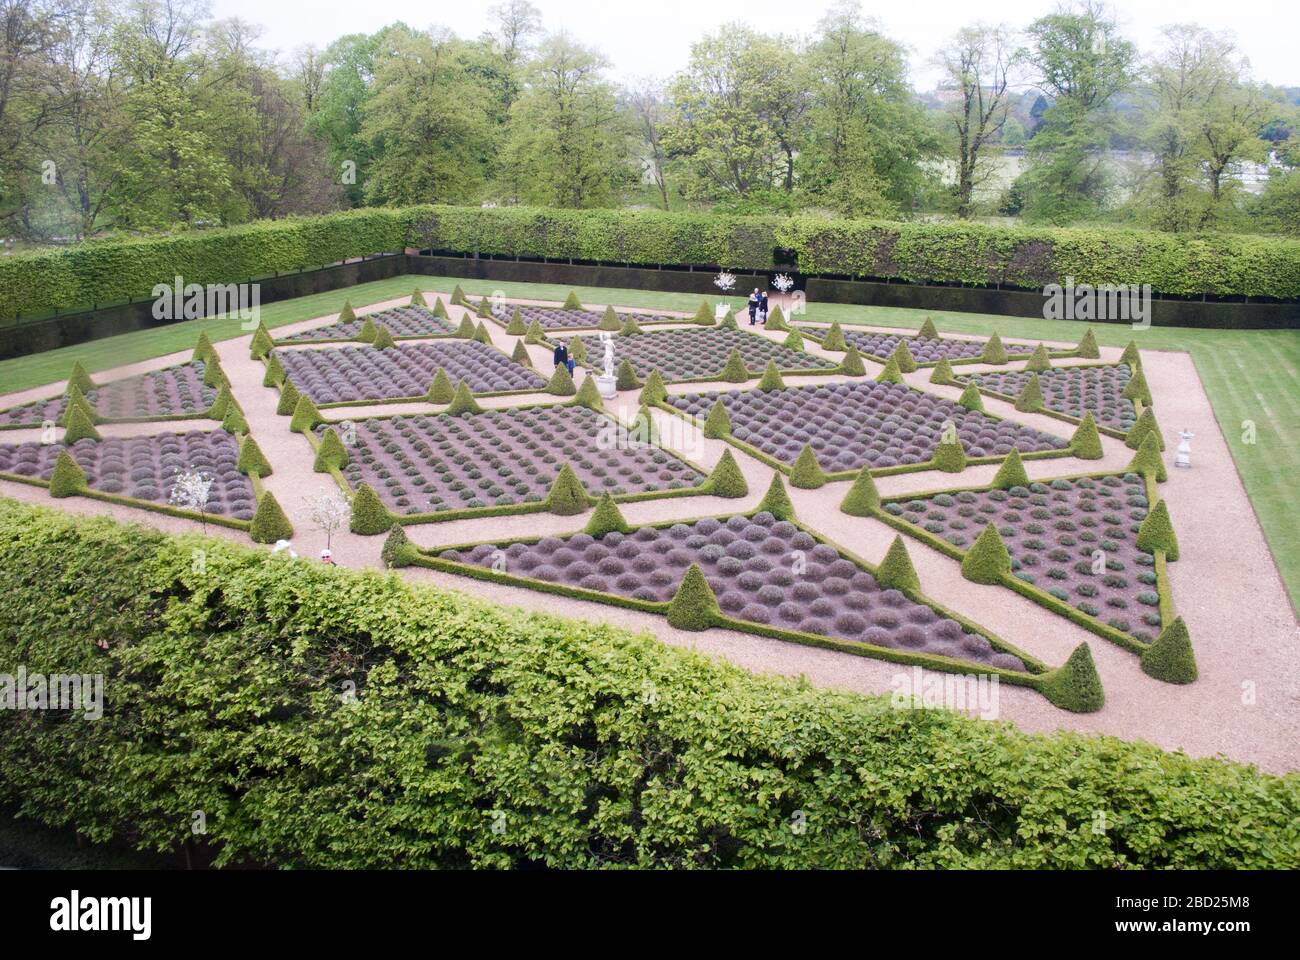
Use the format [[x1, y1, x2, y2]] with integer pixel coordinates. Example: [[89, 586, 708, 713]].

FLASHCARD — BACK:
[[666, 564, 720, 630], [562, 291, 584, 310], [980, 333, 1008, 364], [876, 535, 920, 593], [616, 358, 641, 391], [789, 445, 827, 489], [820, 321, 846, 352], [432, 297, 450, 319], [876, 354, 903, 384], [705, 449, 747, 498], [426, 368, 455, 404], [371, 325, 397, 350], [930, 357, 956, 385], [262, 352, 286, 387], [1141, 617, 1197, 684], [719, 310, 738, 330], [382, 524, 417, 568], [525, 319, 545, 344], [918, 318, 939, 339], [289, 394, 323, 433], [703, 397, 731, 438], [511, 339, 532, 367], [932, 436, 967, 473], [275, 378, 301, 416], [1070, 413, 1104, 460], [473, 322, 492, 345], [783, 329, 804, 351], [962, 522, 1011, 584], [757, 359, 785, 391], [1129, 432, 1167, 482], [839, 345, 866, 377], [349, 483, 393, 535], [48, 450, 87, 498], [619, 313, 643, 335], [1014, 372, 1044, 412], [991, 448, 1030, 489], [1024, 342, 1052, 373], [641, 369, 668, 405], [206, 383, 235, 420], [569, 336, 589, 364], [598, 305, 621, 332], [193, 332, 217, 364], [956, 382, 984, 411], [693, 302, 714, 326], [250, 323, 275, 359], [221, 405, 248, 435], [1125, 407, 1164, 451], [313, 427, 349, 472], [545, 364, 577, 396], [627, 404, 656, 446], [238, 435, 272, 477], [891, 340, 918, 373], [1040, 643, 1106, 712], [720, 349, 749, 383], [62, 402, 100, 443], [411, 288, 427, 307], [1137, 499, 1179, 560], [585, 492, 630, 537], [250, 491, 294, 543], [1076, 328, 1100, 359], [506, 307, 527, 336], [454, 315, 477, 338], [202, 356, 225, 388], [450, 284, 468, 306], [338, 301, 356, 324], [763, 304, 788, 331], [59, 388, 98, 427], [476, 296, 491, 319], [572, 375, 603, 411], [757, 472, 794, 521], [840, 466, 880, 516], [446, 380, 483, 416], [356, 315, 378, 343], [1123, 367, 1153, 407], [1120, 341, 1140, 367], [545, 464, 591, 515], [67, 361, 96, 394]]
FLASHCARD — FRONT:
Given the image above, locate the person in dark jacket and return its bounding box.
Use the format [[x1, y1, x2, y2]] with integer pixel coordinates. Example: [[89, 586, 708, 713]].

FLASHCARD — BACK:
[[553, 342, 569, 370], [758, 290, 769, 324], [747, 290, 760, 325]]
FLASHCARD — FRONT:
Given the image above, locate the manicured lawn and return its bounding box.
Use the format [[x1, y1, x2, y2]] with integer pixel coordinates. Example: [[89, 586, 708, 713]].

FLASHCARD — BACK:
[[1, 274, 1295, 609]]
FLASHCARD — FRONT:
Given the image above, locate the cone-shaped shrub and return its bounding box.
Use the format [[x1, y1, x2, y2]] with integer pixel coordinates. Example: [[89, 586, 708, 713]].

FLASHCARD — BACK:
[[411, 289, 427, 307], [1014, 373, 1044, 412], [892, 340, 918, 373], [820, 321, 846, 351], [641, 369, 668, 405], [1070, 413, 1104, 459], [703, 397, 731, 438], [371, 325, 397, 350], [838, 345, 866, 376], [1024, 343, 1052, 372], [585, 492, 630, 537], [206, 383, 234, 420], [505, 308, 527, 336], [572, 375, 603, 410], [250, 492, 294, 543], [1137, 499, 1179, 560], [1076, 328, 1100, 359], [338, 301, 356, 324], [473, 322, 492, 345], [250, 323, 275, 359], [666, 564, 720, 630], [932, 436, 967, 473], [425, 368, 455, 404], [545, 464, 590, 515], [876, 355, 903, 384], [563, 291, 584, 310], [757, 472, 794, 521], [705, 449, 747, 498], [1040, 643, 1105, 712], [918, 318, 939, 339], [757, 359, 785, 391], [628, 404, 656, 445], [616, 358, 641, 390], [356, 316, 378, 343], [569, 336, 588, 364], [262, 352, 285, 387], [454, 315, 477, 338], [782, 329, 804, 351], [597, 305, 620, 331], [991, 448, 1030, 489], [1125, 407, 1164, 450], [962, 522, 1012, 584], [289, 394, 323, 433], [619, 314, 643, 335], [62, 403, 100, 443], [1120, 340, 1140, 366], [48, 450, 87, 498], [1141, 617, 1197, 684], [202, 356, 225, 388], [450, 284, 467, 306], [238, 435, 272, 477], [382, 524, 417, 568], [476, 297, 491, 319], [720, 349, 750, 382], [789, 445, 827, 489], [956, 382, 984, 411], [432, 297, 450, 319], [763, 304, 787, 331], [876, 535, 920, 592], [930, 357, 956, 385], [349, 483, 393, 535], [840, 466, 880, 516], [981, 333, 1008, 364], [511, 340, 532, 367], [719, 310, 738, 330], [221, 405, 248, 435], [545, 364, 577, 396], [446, 380, 483, 415], [275, 378, 301, 416], [67, 360, 96, 394], [60, 384, 97, 425], [1123, 367, 1153, 407], [524, 319, 545, 344], [1129, 432, 1167, 482], [192, 332, 217, 364], [693, 302, 714, 325], [313, 427, 349, 472]]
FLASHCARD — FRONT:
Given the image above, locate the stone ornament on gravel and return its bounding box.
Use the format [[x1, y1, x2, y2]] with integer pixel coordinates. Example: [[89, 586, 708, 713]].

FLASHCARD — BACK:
[[0, 361, 217, 428], [558, 328, 836, 383], [490, 303, 677, 330], [329, 407, 705, 517], [958, 364, 1137, 433], [280, 305, 457, 342], [0, 429, 257, 520], [665, 381, 1068, 473], [277, 341, 546, 404], [435, 511, 1029, 671]]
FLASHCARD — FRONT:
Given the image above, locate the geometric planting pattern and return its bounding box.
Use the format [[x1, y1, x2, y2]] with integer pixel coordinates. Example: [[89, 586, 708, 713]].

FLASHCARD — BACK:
[[279, 305, 457, 342], [833, 330, 1035, 364], [559, 327, 836, 382], [0, 361, 217, 427], [491, 304, 676, 330], [959, 364, 1137, 432]]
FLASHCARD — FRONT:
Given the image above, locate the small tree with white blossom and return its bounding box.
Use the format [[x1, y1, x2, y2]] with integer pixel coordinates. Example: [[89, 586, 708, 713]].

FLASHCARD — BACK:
[[714, 271, 737, 293], [169, 469, 214, 531], [771, 273, 795, 293], [304, 492, 350, 552]]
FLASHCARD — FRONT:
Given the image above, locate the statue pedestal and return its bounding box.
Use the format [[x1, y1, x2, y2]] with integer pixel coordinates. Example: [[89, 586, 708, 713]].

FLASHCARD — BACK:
[[595, 374, 618, 399]]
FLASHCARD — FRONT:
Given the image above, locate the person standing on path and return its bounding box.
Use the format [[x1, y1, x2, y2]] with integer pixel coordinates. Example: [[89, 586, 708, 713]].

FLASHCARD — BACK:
[[553, 342, 569, 372], [759, 290, 769, 325], [747, 289, 760, 326]]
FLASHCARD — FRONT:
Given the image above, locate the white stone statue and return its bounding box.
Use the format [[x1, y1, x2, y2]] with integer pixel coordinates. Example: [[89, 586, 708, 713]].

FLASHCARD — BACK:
[[601, 332, 616, 379]]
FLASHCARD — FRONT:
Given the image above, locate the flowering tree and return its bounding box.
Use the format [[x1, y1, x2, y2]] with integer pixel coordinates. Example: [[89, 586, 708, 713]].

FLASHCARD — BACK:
[[771, 273, 795, 293], [714, 271, 737, 293], [304, 492, 350, 551], [169, 469, 214, 531]]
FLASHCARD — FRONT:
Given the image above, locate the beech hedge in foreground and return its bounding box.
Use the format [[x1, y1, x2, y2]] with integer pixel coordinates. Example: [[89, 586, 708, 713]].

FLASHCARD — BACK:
[[0, 497, 1296, 869]]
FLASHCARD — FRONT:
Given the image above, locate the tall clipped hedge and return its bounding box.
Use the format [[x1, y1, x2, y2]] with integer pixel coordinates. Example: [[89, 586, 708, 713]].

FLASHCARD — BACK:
[[4, 205, 1299, 320], [0, 497, 1296, 869]]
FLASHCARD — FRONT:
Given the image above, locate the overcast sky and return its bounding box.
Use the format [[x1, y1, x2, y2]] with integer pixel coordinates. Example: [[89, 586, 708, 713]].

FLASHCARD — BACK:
[[208, 0, 1298, 91]]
